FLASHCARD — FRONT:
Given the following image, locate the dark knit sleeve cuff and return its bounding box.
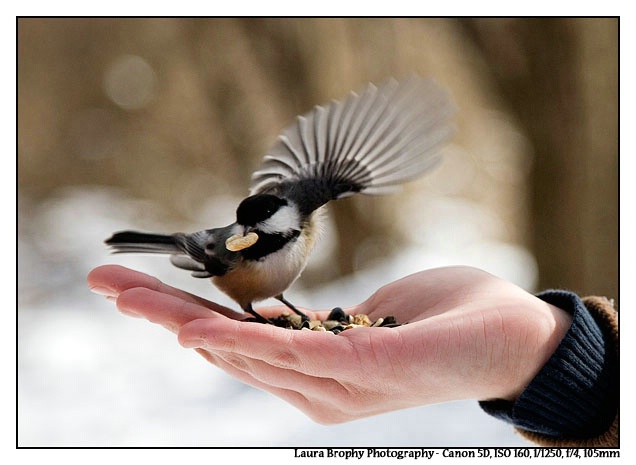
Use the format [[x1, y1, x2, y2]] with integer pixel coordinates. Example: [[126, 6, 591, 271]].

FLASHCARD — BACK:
[[479, 290, 618, 440]]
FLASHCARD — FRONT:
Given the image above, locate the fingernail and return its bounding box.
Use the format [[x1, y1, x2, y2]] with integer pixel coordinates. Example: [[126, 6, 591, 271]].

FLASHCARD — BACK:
[[89, 285, 117, 298]]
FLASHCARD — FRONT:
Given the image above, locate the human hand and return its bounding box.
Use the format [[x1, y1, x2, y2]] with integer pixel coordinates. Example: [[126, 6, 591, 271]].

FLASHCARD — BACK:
[[87, 264, 572, 425]]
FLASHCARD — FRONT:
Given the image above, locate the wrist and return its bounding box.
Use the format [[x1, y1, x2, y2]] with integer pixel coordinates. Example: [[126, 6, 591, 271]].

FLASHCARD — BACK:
[[480, 290, 618, 440], [501, 298, 573, 402]]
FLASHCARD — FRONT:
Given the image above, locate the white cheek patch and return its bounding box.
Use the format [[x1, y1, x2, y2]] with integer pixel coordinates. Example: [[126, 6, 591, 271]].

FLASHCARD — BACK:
[[258, 205, 300, 234]]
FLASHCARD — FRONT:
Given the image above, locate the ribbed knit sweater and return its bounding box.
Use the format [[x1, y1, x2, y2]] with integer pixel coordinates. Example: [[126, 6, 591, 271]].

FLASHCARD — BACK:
[[479, 291, 618, 447]]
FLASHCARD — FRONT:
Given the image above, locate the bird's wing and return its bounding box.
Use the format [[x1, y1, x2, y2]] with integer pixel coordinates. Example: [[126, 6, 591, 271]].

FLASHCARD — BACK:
[[249, 76, 455, 215]]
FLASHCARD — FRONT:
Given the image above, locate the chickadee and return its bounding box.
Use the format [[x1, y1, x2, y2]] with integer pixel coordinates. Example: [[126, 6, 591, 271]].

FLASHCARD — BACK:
[[105, 76, 455, 323]]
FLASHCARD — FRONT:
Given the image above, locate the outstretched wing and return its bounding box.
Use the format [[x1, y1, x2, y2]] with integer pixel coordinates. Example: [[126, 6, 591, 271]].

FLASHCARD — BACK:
[[249, 76, 455, 215]]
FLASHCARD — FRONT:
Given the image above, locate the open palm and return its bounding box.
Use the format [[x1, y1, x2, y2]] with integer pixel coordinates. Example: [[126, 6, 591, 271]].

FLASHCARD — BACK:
[[88, 264, 571, 424]]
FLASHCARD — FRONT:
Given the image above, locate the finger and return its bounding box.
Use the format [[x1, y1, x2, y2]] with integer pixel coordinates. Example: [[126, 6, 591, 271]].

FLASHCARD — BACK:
[[88, 264, 242, 319], [196, 344, 350, 406], [195, 348, 316, 412], [200, 349, 355, 424], [177, 316, 379, 378], [116, 287, 228, 334], [218, 348, 351, 400], [88, 264, 160, 297]]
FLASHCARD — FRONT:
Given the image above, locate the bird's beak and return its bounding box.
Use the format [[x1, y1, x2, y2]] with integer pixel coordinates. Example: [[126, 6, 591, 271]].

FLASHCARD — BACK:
[[243, 226, 256, 236]]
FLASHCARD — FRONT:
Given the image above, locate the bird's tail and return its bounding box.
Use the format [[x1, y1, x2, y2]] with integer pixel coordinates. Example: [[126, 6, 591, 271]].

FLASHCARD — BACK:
[[105, 230, 182, 255]]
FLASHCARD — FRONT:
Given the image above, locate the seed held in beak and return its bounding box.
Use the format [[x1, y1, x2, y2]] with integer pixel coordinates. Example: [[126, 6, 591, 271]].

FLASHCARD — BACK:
[[225, 231, 259, 251]]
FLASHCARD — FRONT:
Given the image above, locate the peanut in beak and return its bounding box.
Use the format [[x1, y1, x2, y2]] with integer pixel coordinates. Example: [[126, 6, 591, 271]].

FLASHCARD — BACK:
[[225, 231, 259, 251]]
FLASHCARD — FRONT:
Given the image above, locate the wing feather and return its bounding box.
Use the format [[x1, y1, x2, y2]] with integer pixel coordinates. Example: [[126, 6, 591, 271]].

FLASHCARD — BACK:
[[250, 76, 455, 213]]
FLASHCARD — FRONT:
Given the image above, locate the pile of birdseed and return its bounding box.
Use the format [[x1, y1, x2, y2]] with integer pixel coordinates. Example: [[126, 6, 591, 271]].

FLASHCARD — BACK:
[[266, 307, 401, 334]]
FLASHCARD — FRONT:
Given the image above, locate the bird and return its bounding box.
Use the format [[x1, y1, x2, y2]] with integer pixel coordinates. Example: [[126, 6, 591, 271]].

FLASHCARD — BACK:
[[105, 76, 455, 324]]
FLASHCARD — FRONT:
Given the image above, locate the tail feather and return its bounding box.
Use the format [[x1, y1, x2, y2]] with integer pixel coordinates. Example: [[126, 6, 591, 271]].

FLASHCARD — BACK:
[[105, 231, 181, 255]]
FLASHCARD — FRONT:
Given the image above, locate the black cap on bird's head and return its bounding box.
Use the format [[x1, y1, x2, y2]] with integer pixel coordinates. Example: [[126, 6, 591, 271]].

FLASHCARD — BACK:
[[235, 194, 288, 228]]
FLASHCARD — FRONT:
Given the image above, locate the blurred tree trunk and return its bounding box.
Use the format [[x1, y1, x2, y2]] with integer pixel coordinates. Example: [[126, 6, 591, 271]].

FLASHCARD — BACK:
[[460, 18, 618, 302]]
